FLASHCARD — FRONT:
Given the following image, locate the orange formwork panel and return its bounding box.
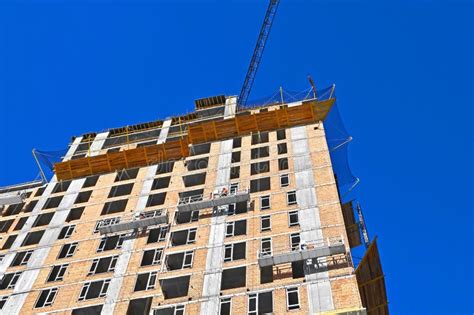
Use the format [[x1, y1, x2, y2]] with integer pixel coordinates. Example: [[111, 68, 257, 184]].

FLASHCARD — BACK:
[[54, 98, 333, 181], [54, 138, 189, 181], [187, 98, 334, 144]]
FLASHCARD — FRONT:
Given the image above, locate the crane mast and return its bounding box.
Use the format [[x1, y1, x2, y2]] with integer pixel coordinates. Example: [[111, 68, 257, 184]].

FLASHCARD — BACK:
[[237, 0, 280, 107]]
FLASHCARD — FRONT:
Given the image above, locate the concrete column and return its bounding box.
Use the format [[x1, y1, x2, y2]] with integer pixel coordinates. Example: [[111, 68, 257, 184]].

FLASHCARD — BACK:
[[290, 122, 334, 313], [88, 131, 110, 157], [101, 119, 171, 314], [199, 96, 236, 314]]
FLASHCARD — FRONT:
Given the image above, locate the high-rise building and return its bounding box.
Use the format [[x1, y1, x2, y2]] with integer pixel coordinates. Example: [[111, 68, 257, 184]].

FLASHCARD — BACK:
[[0, 91, 388, 314]]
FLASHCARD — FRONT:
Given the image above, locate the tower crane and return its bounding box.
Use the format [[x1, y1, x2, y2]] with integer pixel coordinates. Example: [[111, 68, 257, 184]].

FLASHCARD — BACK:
[[237, 0, 280, 107]]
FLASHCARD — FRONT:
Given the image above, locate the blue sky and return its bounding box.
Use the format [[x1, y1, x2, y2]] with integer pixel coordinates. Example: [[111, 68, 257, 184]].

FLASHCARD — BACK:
[[0, 1, 472, 313]]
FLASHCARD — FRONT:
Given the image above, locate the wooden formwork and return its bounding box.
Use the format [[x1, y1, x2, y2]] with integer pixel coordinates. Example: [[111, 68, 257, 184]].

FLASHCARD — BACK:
[[54, 138, 189, 181], [355, 238, 389, 315], [53, 98, 334, 181]]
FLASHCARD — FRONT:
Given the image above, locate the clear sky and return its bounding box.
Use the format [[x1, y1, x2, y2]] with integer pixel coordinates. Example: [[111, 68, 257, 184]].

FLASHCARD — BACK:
[[0, 1, 472, 314]]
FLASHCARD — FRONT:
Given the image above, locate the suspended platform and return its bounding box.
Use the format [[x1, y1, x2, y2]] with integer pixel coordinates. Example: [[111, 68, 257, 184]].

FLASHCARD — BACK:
[[177, 190, 250, 212], [53, 98, 334, 181], [98, 213, 168, 235], [258, 238, 346, 267]]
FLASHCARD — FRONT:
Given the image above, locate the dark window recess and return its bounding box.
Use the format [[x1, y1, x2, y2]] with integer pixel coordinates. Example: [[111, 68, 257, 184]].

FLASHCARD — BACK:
[[182, 173, 206, 187], [220, 298, 231, 315], [71, 305, 103, 315], [230, 166, 240, 179], [3, 202, 25, 216], [226, 220, 247, 237], [250, 177, 271, 193], [231, 151, 241, 163], [97, 235, 125, 252], [260, 266, 273, 284], [127, 297, 153, 315], [292, 261, 305, 278], [22, 230, 45, 246], [78, 279, 110, 301], [249, 292, 273, 314], [0, 220, 14, 233], [83, 175, 100, 188], [170, 228, 196, 246], [34, 287, 58, 308], [134, 272, 157, 291], [66, 207, 85, 222], [153, 305, 185, 315], [108, 183, 134, 198], [189, 143, 211, 156], [0, 272, 21, 289], [233, 137, 242, 148], [58, 225, 75, 240], [227, 201, 248, 215], [52, 180, 71, 194], [221, 267, 246, 290], [23, 200, 38, 213], [13, 217, 28, 231], [251, 132, 269, 145], [250, 146, 270, 159], [147, 226, 168, 244], [108, 148, 120, 153], [75, 191, 92, 204], [115, 168, 139, 182], [160, 276, 190, 299], [156, 161, 175, 175], [35, 186, 46, 197], [250, 161, 270, 175], [224, 242, 246, 262], [11, 250, 33, 267], [33, 212, 54, 227], [278, 158, 289, 171], [151, 177, 171, 190], [102, 199, 128, 215], [141, 248, 163, 266], [43, 196, 63, 210], [71, 153, 86, 160], [165, 251, 193, 270], [136, 141, 156, 148], [47, 264, 68, 282], [88, 256, 118, 275], [277, 143, 288, 155], [276, 129, 286, 140], [175, 210, 199, 224], [186, 158, 209, 171], [57, 242, 78, 259], [178, 189, 203, 200], [146, 193, 166, 208], [2, 235, 17, 250]]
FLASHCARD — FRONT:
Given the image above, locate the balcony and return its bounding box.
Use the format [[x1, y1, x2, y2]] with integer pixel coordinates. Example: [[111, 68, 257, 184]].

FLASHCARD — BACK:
[[177, 189, 250, 212], [258, 237, 346, 267]]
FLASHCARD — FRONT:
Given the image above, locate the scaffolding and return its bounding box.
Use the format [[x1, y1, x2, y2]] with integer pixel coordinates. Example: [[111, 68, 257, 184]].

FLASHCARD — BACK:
[[97, 212, 169, 235], [177, 189, 250, 212], [257, 237, 346, 267]]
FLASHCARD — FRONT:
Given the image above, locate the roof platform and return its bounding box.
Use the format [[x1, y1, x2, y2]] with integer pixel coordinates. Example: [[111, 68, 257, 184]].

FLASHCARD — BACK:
[[177, 190, 250, 212], [98, 213, 168, 235], [258, 237, 346, 267]]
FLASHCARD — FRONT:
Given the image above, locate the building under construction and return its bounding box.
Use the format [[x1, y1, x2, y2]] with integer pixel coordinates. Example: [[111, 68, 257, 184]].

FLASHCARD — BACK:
[[0, 86, 388, 314]]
